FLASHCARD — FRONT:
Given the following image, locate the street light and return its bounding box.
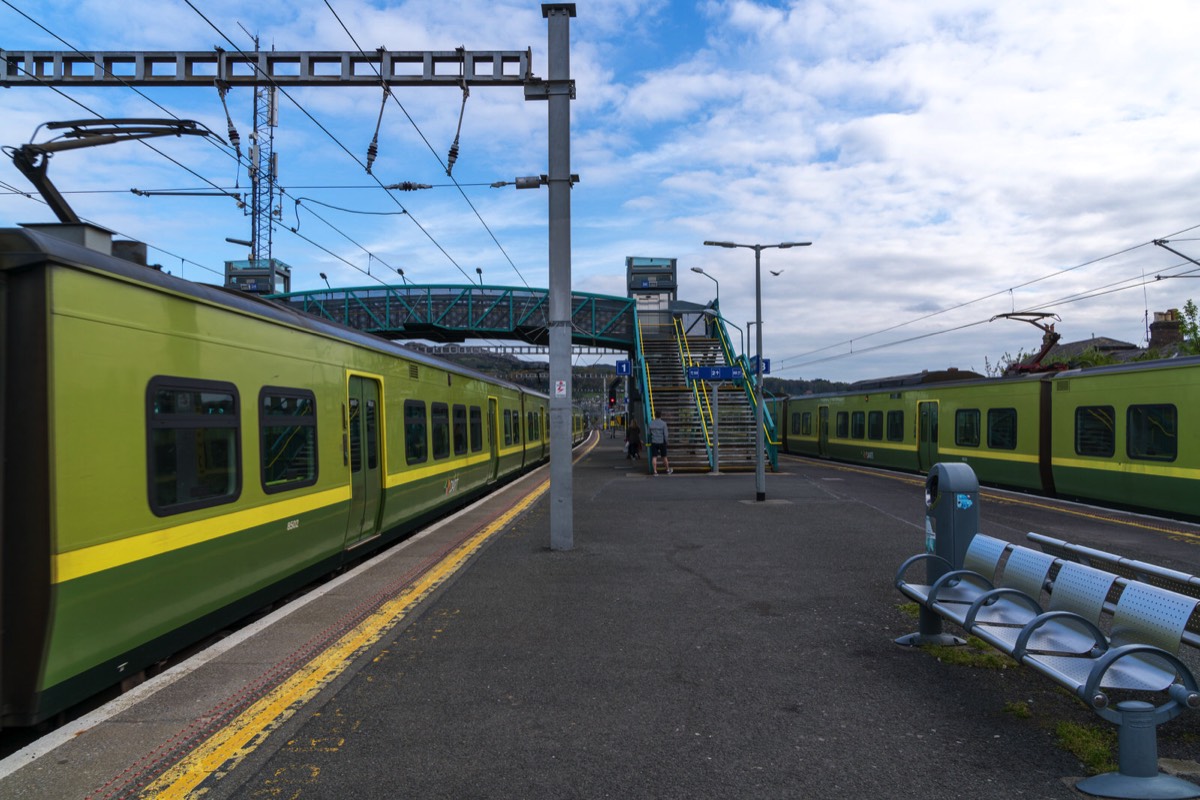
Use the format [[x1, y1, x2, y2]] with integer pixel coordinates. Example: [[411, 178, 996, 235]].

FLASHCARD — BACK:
[[319, 272, 331, 290], [703, 240, 812, 502], [475, 267, 484, 286], [691, 266, 720, 308], [396, 267, 408, 285]]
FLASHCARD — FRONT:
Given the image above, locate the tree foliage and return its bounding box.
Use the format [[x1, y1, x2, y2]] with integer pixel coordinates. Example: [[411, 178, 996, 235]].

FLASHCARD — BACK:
[[1181, 299, 1200, 356]]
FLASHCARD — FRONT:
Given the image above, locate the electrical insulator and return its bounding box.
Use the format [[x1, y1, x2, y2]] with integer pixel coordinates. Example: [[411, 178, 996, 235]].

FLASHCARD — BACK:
[[366, 136, 379, 175]]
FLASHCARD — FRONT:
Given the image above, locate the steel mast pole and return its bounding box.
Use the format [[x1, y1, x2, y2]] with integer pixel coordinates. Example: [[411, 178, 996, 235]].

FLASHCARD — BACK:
[[544, 3, 576, 550], [753, 245, 766, 502]]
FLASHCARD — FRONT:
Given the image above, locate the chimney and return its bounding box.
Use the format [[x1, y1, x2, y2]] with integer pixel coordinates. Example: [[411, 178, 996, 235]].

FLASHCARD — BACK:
[[1149, 309, 1183, 350]]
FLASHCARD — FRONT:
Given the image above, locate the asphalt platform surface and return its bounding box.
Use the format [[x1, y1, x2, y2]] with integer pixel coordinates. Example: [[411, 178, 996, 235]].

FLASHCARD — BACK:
[[6, 432, 1200, 799]]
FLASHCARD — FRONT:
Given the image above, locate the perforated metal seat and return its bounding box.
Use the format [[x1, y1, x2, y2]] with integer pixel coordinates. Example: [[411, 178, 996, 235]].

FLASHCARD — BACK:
[[894, 535, 1010, 626], [965, 546, 1054, 633]]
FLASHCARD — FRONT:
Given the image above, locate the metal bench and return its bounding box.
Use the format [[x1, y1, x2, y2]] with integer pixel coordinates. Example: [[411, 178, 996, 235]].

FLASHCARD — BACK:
[[894, 533, 1011, 626], [897, 535, 1200, 798], [1028, 531, 1200, 601], [970, 557, 1118, 657], [1029, 531, 1200, 653]]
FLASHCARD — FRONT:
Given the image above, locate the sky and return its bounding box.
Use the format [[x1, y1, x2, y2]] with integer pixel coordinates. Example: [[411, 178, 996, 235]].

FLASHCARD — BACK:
[[5, 0, 1200, 383]]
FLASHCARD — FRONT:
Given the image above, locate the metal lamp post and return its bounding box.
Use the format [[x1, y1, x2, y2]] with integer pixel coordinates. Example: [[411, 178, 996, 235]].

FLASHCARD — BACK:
[[690, 266, 719, 308], [703, 240, 811, 502]]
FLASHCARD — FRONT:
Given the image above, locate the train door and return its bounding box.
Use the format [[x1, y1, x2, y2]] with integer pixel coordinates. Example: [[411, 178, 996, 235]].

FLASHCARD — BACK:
[[917, 401, 939, 472], [487, 396, 500, 482], [817, 406, 829, 457], [345, 375, 384, 549]]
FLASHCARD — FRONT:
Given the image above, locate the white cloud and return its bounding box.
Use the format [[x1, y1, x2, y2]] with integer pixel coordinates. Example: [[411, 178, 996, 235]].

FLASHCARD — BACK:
[[5, 0, 1200, 383]]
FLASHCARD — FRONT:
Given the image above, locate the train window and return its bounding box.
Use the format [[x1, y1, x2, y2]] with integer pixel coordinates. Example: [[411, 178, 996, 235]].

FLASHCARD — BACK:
[[1075, 406, 1115, 458], [453, 404, 468, 455], [365, 399, 378, 470], [147, 376, 241, 516], [404, 400, 427, 465], [867, 411, 883, 441], [886, 410, 904, 442], [503, 410, 513, 446], [850, 411, 865, 439], [987, 408, 1018, 450], [432, 402, 450, 460], [349, 398, 362, 472], [790, 412, 801, 435], [260, 388, 318, 493], [801, 412, 813, 436], [1127, 404, 1177, 462], [469, 406, 483, 452], [513, 409, 521, 444], [955, 409, 980, 447], [836, 412, 849, 438]]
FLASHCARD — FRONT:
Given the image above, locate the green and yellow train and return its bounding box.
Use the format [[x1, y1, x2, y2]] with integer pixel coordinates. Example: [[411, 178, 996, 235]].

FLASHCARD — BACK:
[[0, 223, 583, 727], [770, 360, 1200, 519]]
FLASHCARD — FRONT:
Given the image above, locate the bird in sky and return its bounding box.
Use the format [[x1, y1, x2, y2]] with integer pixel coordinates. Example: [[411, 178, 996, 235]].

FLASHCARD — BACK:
[[770, 269, 784, 276]]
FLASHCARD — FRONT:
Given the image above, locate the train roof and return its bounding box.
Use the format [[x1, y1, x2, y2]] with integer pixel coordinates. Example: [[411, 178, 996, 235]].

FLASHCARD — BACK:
[[0, 224, 545, 399], [788, 352, 1200, 401], [847, 368, 984, 391]]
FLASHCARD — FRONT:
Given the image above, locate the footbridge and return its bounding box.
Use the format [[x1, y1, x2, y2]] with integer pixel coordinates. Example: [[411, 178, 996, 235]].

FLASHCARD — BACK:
[[269, 284, 638, 349]]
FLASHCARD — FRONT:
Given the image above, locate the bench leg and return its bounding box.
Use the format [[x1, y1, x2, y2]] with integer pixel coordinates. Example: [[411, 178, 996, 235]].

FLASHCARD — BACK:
[[895, 605, 965, 648], [1076, 701, 1200, 799]]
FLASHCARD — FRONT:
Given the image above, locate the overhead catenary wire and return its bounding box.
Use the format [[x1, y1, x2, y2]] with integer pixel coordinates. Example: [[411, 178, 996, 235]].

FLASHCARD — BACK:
[[777, 249, 1200, 375], [182, 0, 488, 288], [4, 2, 534, 295], [321, 0, 532, 289], [777, 220, 1200, 373]]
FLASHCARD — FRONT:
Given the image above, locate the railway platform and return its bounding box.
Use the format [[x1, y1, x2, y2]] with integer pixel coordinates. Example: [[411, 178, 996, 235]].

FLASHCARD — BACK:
[[4, 434, 1200, 799]]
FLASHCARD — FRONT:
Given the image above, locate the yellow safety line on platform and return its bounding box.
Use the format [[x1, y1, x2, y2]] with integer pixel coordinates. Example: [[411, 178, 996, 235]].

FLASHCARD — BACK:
[[141, 433, 598, 799], [141, 480, 549, 799]]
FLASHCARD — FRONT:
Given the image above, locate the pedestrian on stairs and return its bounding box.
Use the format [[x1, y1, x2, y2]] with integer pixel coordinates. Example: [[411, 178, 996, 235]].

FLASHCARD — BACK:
[[648, 410, 672, 475]]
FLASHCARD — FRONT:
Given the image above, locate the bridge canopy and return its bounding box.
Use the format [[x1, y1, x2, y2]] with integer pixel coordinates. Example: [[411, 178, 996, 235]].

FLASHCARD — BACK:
[[268, 284, 638, 350]]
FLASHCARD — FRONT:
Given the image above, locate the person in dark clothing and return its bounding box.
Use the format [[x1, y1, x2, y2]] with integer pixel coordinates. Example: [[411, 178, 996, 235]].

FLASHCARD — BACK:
[[626, 422, 642, 460]]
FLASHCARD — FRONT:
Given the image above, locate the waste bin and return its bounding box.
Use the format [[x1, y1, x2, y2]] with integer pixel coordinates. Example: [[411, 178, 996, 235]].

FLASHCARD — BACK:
[[895, 462, 979, 647], [924, 462, 980, 580]]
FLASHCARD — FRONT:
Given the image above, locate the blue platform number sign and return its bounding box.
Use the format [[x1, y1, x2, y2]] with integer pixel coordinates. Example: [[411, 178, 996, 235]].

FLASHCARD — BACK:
[[750, 356, 771, 375], [616, 359, 631, 376], [956, 493, 974, 510]]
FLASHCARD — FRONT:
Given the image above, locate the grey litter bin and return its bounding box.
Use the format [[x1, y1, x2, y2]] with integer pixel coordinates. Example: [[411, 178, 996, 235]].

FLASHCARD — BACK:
[[924, 462, 979, 578], [895, 462, 980, 647]]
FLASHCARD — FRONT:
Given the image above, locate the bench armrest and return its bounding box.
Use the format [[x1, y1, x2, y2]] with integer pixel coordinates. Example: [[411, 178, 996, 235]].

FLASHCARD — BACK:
[[1013, 610, 1106, 660], [1082, 644, 1200, 725], [928, 568, 993, 605], [893, 552, 954, 589], [964, 587, 1042, 631]]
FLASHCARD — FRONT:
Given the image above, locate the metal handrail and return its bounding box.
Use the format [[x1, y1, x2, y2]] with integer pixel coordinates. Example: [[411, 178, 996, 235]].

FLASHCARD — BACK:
[[674, 318, 714, 454]]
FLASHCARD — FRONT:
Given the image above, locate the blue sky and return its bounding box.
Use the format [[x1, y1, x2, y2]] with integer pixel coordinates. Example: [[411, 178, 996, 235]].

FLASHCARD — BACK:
[[5, 0, 1200, 382]]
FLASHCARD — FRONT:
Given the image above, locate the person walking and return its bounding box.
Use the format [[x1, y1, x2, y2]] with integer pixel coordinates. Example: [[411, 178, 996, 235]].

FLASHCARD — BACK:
[[647, 410, 672, 475], [626, 421, 642, 460]]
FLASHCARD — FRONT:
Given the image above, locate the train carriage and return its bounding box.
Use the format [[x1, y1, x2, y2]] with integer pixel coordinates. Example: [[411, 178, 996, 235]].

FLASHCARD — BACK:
[[1047, 358, 1200, 518], [775, 356, 1200, 520], [0, 223, 558, 726]]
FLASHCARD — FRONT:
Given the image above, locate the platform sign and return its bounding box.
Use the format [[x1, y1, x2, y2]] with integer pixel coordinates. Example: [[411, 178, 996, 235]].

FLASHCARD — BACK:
[[749, 356, 771, 375], [616, 359, 631, 376], [688, 366, 743, 381]]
